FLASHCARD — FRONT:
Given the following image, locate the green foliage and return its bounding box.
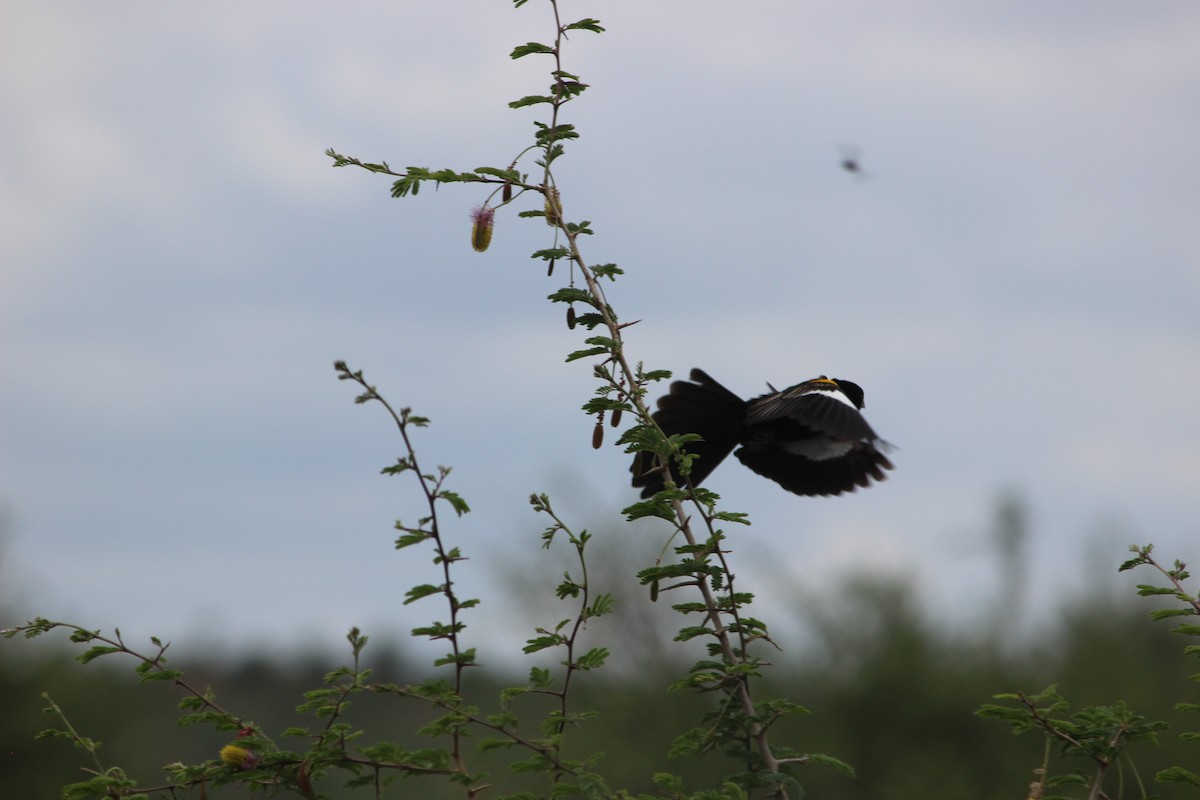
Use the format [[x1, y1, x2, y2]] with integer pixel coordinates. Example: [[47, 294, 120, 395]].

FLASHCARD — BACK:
[[978, 685, 1166, 797], [971, 545, 1200, 798], [1122, 544, 1200, 788]]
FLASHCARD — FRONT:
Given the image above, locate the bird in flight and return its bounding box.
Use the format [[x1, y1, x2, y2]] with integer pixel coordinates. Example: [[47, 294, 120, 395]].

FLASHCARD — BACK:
[[631, 369, 892, 498]]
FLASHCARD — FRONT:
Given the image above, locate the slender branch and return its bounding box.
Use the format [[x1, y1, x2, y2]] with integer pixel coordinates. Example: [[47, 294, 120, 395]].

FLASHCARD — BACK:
[[335, 363, 475, 778], [537, 498, 591, 736], [537, 11, 789, 787]]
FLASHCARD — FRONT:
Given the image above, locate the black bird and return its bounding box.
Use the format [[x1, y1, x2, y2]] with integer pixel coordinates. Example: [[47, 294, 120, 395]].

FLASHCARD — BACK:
[[631, 369, 892, 498]]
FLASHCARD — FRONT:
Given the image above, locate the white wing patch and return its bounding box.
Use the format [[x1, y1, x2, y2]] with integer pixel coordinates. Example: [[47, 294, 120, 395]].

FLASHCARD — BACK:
[[809, 386, 858, 410], [781, 437, 855, 460]]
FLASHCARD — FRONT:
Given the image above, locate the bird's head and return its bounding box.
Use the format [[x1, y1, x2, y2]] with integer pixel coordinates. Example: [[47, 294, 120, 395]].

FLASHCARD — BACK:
[[805, 375, 866, 409]]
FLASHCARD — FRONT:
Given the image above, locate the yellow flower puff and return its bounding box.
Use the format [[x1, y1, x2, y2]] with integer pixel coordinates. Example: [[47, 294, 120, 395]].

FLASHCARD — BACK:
[[220, 744, 260, 770]]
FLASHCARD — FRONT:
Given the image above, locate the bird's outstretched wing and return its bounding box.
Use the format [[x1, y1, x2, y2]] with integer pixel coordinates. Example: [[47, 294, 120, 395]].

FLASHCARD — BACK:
[[744, 379, 877, 441], [631, 369, 747, 498], [735, 378, 892, 496], [736, 443, 892, 496]]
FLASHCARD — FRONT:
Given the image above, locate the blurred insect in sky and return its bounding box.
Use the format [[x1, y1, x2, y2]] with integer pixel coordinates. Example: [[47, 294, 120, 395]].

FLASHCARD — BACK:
[[839, 144, 872, 181]]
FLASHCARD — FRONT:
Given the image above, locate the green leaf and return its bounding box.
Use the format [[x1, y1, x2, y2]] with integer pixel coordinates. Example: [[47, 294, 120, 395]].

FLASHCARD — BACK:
[[35, 728, 82, 743], [523, 635, 562, 654], [1137, 584, 1182, 596], [547, 287, 594, 305], [77, 646, 121, 664], [587, 593, 614, 618], [404, 584, 444, 605], [565, 346, 608, 363], [534, 123, 579, 145], [439, 490, 471, 516], [622, 496, 678, 522], [178, 696, 206, 711], [1151, 608, 1197, 621], [511, 42, 555, 59], [1157, 766, 1200, 786], [590, 263, 623, 280], [412, 621, 465, 639], [674, 626, 714, 642], [433, 649, 477, 668], [478, 737, 518, 752], [509, 95, 555, 109], [564, 18, 605, 33], [576, 647, 609, 670], [395, 531, 428, 549], [581, 397, 632, 415], [473, 166, 521, 181], [137, 668, 182, 683], [805, 752, 857, 777]]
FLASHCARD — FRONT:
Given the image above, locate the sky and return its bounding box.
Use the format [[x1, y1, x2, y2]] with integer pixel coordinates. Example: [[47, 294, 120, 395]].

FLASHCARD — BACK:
[[3, 0, 1199, 666]]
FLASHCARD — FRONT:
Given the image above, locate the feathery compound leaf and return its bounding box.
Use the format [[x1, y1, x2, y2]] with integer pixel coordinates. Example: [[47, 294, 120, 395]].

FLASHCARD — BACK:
[[590, 263, 623, 279], [1137, 584, 1181, 596], [77, 646, 121, 664], [565, 347, 608, 363], [564, 18, 605, 33], [395, 531, 429, 549], [1157, 766, 1200, 786], [548, 287, 595, 305], [576, 647, 610, 670], [510, 95, 555, 109], [511, 42, 555, 59], [473, 166, 521, 181], [805, 752, 857, 777], [1151, 608, 1197, 621], [523, 635, 561, 654], [439, 491, 471, 516], [404, 584, 444, 605]]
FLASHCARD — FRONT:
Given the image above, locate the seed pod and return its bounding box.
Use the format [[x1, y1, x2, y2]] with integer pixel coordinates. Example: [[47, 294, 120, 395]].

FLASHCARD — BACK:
[[650, 580, 660, 603], [566, 305, 576, 329], [547, 258, 555, 276], [544, 187, 561, 226], [610, 407, 622, 427], [592, 416, 604, 449], [502, 181, 512, 203]]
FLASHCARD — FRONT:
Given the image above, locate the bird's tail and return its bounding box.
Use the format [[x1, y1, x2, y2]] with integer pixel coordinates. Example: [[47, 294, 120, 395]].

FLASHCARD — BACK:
[[631, 369, 747, 498]]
